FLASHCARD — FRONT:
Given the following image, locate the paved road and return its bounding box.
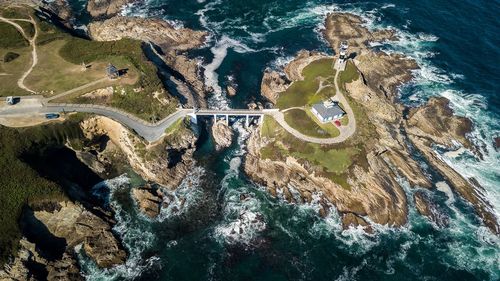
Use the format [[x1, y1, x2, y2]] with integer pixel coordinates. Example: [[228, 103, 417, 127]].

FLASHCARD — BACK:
[[0, 16, 38, 94], [270, 69, 356, 144]]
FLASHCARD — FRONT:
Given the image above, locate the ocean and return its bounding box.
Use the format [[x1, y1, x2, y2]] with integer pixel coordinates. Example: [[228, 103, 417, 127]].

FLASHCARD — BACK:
[[69, 0, 499, 280]]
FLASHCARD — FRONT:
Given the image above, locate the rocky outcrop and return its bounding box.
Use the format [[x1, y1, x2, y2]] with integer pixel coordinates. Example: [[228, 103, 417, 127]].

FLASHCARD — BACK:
[[88, 16, 207, 51], [260, 70, 289, 104], [0, 238, 83, 281], [212, 121, 233, 150], [227, 85, 237, 97], [132, 185, 163, 218], [341, 213, 373, 233], [32, 201, 126, 268], [88, 16, 208, 107], [86, 0, 136, 19], [284, 50, 330, 81], [80, 116, 198, 189], [248, 12, 499, 235], [323, 13, 396, 55], [414, 191, 448, 227], [43, 0, 73, 28], [244, 127, 408, 228]]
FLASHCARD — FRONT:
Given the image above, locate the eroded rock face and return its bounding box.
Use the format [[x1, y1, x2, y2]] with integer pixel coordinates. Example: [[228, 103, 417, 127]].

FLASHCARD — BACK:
[[86, 0, 136, 19], [33, 201, 126, 268], [341, 213, 373, 233], [414, 191, 448, 227], [88, 16, 207, 51], [212, 121, 233, 150], [80, 116, 198, 189], [43, 0, 73, 28], [132, 185, 163, 218], [260, 70, 289, 104]]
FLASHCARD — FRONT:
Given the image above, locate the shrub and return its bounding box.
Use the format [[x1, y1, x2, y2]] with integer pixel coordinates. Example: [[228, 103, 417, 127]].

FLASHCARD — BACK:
[[3, 52, 20, 62]]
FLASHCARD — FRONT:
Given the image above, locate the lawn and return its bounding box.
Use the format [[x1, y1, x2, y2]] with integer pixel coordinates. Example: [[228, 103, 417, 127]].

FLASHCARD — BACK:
[[284, 108, 339, 138], [260, 116, 360, 183], [0, 22, 28, 48], [276, 58, 336, 109], [0, 47, 31, 96], [339, 60, 359, 85], [25, 39, 139, 96]]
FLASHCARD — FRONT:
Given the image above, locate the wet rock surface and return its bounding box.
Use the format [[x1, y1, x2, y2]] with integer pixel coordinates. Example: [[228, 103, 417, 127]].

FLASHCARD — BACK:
[[132, 185, 164, 218], [86, 0, 136, 19]]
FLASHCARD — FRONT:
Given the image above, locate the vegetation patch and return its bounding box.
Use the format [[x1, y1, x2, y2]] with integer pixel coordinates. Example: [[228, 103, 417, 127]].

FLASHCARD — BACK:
[[0, 115, 92, 266], [339, 60, 359, 85], [3, 51, 20, 62], [276, 58, 336, 109], [0, 22, 28, 48], [284, 108, 339, 138]]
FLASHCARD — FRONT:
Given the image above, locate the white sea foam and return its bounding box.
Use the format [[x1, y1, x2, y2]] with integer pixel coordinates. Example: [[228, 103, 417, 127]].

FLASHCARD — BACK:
[[80, 175, 160, 280], [157, 166, 205, 222]]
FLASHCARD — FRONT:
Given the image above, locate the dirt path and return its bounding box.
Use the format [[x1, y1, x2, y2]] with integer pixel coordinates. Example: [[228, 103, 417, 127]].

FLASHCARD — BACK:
[[45, 77, 110, 102], [0, 15, 38, 94]]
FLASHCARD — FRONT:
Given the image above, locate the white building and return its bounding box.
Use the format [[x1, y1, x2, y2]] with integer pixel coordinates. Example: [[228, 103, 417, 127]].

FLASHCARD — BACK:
[[311, 99, 345, 123]]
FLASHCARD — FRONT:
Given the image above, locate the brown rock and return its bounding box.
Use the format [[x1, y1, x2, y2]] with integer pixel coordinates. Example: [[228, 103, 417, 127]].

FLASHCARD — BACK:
[[407, 97, 473, 149], [88, 16, 207, 51], [86, 0, 135, 19], [260, 70, 288, 104], [44, 0, 73, 28], [34, 201, 126, 268], [132, 185, 163, 218], [227, 85, 237, 97], [341, 213, 373, 233], [494, 137, 500, 151], [212, 121, 233, 150]]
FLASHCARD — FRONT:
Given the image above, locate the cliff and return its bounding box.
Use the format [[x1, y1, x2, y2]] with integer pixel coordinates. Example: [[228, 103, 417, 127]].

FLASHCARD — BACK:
[[79, 116, 198, 189]]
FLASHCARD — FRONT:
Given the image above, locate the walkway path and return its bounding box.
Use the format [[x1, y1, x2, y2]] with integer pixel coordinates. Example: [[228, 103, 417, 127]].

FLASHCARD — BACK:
[[45, 77, 110, 102], [0, 15, 38, 94]]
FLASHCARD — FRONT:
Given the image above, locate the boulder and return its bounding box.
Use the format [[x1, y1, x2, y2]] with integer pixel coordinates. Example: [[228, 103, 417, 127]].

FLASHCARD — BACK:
[[132, 185, 163, 218], [212, 122, 233, 150], [260, 70, 288, 104], [341, 213, 373, 233]]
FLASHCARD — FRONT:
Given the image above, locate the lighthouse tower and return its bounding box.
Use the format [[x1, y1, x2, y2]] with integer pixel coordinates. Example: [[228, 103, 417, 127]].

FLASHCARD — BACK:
[[339, 41, 348, 62], [334, 41, 349, 71]]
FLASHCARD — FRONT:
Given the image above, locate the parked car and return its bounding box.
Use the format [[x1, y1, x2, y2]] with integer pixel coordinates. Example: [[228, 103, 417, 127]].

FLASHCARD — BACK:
[[45, 113, 60, 119], [334, 120, 341, 127]]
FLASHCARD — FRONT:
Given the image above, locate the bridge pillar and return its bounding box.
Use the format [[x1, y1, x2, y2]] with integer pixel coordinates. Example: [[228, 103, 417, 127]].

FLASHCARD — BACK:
[[245, 115, 249, 127], [213, 114, 217, 123], [258, 115, 263, 125], [225, 114, 229, 126]]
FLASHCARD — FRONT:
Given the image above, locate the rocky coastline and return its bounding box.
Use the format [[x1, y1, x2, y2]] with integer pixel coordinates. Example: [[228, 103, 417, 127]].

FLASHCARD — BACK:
[[249, 13, 499, 234]]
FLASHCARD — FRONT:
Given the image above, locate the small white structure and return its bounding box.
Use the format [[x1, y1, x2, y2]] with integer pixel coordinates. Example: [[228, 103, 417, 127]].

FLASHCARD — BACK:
[[6, 96, 14, 105], [311, 99, 345, 123], [339, 40, 348, 62]]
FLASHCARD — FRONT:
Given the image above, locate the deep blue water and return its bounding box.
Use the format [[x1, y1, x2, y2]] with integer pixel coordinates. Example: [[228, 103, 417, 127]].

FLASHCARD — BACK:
[[69, 1, 499, 280]]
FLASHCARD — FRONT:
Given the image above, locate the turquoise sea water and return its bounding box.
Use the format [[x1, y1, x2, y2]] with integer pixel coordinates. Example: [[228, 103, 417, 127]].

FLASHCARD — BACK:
[[69, 1, 499, 280]]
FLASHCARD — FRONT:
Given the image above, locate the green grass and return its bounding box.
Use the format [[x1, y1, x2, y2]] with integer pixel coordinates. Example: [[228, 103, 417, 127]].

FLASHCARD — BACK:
[[0, 115, 92, 266], [260, 57, 376, 189], [17, 21, 35, 38], [0, 22, 28, 48], [276, 58, 336, 109], [260, 117, 359, 184], [284, 108, 339, 138], [58, 37, 178, 122], [339, 60, 359, 85]]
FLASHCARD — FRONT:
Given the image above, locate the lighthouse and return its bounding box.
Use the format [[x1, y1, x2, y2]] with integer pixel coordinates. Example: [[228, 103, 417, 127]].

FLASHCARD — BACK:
[[334, 41, 349, 71], [339, 41, 348, 62]]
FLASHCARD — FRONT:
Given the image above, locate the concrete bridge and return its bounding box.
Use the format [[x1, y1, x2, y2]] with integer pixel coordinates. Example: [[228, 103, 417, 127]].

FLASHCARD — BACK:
[[191, 108, 272, 126]]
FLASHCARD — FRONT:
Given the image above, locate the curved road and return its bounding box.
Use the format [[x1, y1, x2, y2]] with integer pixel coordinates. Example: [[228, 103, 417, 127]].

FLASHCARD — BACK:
[[0, 16, 38, 94], [270, 69, 356, 144]]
